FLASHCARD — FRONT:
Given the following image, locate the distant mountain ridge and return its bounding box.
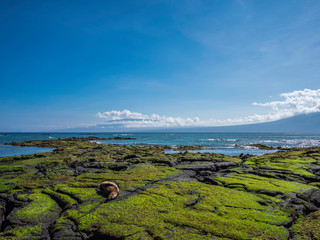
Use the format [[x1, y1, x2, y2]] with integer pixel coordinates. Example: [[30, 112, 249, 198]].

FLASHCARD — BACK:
[[61, 112, 320, 133], [164, 112, 320, 133]]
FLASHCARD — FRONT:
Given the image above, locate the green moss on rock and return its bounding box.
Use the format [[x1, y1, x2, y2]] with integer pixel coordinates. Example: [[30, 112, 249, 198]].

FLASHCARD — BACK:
[[67, 181, 290, 239], [215, 173, 315, 195], [291, 210, 320, 240], [0, 224, 43, 239], [1, 138, 320, 239], [10, 190, 60, 224]]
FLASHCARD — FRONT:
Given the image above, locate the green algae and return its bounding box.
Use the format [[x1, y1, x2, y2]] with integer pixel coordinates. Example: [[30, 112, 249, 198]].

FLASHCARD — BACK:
[[215, 173, 315, 195], [10, 190, 60, 224], [67, 181, 290, 239], [55, 185, 104, 203], [42, 188, 78, 208], [244, 150, 319, 177], [75, 163, 179, 190], [0, 224, 43, 240], [291, 210, 320, 240], [1, 138, 319, 239]]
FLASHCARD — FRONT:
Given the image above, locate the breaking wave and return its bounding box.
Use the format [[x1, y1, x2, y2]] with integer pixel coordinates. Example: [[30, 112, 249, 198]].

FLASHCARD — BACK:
[[202, 138, 240, 142]]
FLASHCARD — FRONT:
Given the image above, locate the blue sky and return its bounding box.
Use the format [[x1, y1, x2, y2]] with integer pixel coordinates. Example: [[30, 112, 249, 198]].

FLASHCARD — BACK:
[[1, 0, 320, 131]]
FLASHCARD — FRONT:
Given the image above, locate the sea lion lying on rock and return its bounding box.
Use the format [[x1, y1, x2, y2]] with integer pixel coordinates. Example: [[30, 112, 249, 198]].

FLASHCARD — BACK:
[[98, 181, 119, 200]]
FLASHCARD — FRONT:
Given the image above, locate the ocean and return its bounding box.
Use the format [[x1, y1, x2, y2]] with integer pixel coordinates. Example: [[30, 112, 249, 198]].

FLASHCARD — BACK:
[[1, 132, 320, 157]]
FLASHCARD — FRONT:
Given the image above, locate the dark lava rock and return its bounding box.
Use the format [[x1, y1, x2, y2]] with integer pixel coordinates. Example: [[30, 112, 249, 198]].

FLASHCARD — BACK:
[[257, 189, 284, 197], [51, 219, 83, 240], [311, 166, 320, 174], [293, 205, 306, 215], [214, 161, 237, 170], [70, 160, 101, 169], [107, 137, 136, 140], [0, 199, 5, 230], [239, 153, 253, 161], [123, 154, 139, 160], [197, 176, 220, 185], [180, 164, 217, 172], [199, 170, 212, 176], [310, 189, 320, 207], [298, 189, 320, 207], [108, 164, 128, 171], [292, 189, 320, 215]]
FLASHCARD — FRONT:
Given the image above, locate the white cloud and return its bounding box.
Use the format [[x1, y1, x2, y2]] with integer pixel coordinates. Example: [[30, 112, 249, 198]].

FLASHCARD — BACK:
[[253, 88, 320, 118], [95, 89, 320, 128], [96, 110, 200, 128], [96, 110, 148, 121], [217, 89, 320, 125]]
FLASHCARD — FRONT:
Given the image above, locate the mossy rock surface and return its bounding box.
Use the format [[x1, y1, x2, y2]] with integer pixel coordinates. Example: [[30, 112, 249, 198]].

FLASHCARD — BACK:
[[9, 190, 61, 224], [291, 210, 320, 240], [215, 173, 315, 195], [0, 137, 319, 239]]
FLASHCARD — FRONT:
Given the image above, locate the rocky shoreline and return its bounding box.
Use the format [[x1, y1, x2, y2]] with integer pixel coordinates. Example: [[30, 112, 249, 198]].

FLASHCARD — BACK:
[[0, 137, 319, 239]]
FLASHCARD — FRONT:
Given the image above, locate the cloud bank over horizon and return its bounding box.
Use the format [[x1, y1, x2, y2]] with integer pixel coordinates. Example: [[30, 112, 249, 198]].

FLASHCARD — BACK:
[[94, 89, 320, 129]]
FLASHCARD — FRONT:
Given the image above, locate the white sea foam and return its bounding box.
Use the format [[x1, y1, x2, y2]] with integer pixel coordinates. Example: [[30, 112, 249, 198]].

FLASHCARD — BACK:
[[260, 138, 320, 148], [259, 140, 281, 143], [280, 139, 320, 147], [241, 145, 259, 149], [113, 133, 132, 136], [227, 144, 258, 149], [202, 138, 240, 142], [202, 146, 217, 149]]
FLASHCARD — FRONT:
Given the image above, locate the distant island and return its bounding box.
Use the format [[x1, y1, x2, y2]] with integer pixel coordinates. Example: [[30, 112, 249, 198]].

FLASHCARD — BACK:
[[59, 112, 320, 133]]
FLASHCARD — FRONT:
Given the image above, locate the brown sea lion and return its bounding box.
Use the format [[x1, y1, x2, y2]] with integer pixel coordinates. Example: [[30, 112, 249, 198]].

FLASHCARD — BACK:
[[98, 181, 119, 200]]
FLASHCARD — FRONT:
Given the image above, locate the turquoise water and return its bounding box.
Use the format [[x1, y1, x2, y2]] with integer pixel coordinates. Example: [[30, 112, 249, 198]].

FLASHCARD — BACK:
[[0, 144, 55, 158], [1, 132, 320, 157]]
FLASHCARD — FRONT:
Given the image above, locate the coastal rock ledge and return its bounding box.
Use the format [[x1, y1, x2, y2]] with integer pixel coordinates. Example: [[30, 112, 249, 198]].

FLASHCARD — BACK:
[[0, 137, 320, 239]]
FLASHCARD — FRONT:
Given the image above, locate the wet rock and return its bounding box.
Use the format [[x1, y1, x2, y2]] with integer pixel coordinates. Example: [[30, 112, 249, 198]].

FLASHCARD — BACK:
[[178, 161, 237, 174], [183, 170, 197, 178], [310, 189, 320, 207], [298, 189, 320, 207], [293, 205, 306, 215], [1, 196, 24, 230], [304, 203, 319, 213], [214, 161, 237, 170], [257, 189, 284, 197], [108, 164, 128, 171], [239, 153, 253, 161], [123, 154, 139, 160], [291, 189, 320, 215], [177, 157, 217, 163], [305, 150, 320, 155], [199, 170, 212, 176], [150, 159, 175, 167], [250, 144, 277, 150], [51, 219, 83, 240], [257, 200, 269, 206], [70, 160, 102, 173], [179, 164, 217, 172], [197, 177, 220, 185], [0, 199, 5, 230], [290, 198, 306, 205]]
